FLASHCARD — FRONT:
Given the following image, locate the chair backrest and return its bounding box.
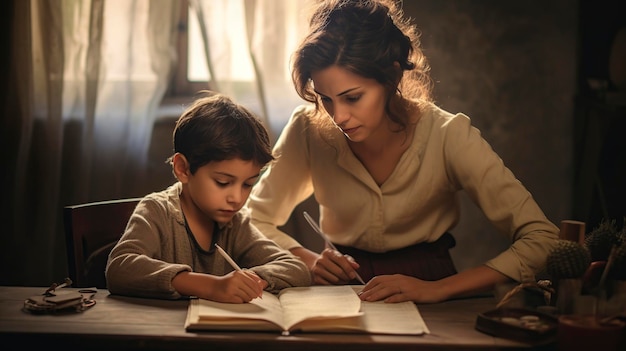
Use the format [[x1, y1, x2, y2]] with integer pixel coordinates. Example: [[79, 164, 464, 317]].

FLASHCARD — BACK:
[[63, 198, 142, 289]]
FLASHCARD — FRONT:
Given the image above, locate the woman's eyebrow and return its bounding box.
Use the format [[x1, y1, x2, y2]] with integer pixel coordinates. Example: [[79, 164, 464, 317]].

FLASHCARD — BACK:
[[314, 87, 360, 97]]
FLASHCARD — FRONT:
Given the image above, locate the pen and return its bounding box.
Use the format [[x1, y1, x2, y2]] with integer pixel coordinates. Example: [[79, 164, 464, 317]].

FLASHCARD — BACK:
[[214, 243, 242, 271], [302, 211, 366, 285]]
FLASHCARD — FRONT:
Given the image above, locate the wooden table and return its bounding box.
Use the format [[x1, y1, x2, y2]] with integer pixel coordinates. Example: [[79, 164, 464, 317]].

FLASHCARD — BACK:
[[0, 286, 555, 350]]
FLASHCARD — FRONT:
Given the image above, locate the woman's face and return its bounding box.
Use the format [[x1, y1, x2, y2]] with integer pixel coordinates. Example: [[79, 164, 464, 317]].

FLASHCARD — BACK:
[[310, 65, 388, 143]]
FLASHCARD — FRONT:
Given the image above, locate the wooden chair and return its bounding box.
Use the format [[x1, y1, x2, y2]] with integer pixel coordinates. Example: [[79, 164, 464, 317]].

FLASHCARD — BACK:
[[63, 198, 142, 289]]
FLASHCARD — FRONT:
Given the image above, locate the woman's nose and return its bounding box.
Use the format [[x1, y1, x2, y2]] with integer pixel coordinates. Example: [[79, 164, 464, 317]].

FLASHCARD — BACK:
[[332, 104, 350, 126]]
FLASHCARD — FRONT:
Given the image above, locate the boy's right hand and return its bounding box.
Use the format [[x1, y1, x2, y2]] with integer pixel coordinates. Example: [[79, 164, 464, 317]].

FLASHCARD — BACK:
[[173, 270, 267, 303], [209, 270, 266, 303]]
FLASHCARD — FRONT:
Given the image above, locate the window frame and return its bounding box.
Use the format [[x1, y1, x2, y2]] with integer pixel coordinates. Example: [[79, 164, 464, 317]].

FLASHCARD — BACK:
[[165, 0, 213, 98]]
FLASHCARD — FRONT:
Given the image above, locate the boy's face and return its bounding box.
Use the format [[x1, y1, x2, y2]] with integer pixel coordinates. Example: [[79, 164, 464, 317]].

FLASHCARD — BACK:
[[185, 158, 261, 224]]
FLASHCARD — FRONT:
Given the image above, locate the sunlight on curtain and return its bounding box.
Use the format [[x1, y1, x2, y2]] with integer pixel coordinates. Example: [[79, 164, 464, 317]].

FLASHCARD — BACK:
[[189, 0, 312, 141], [187, 1, 253, 82], [69, 0, 178, 200], [1, 0, 178, 286], [4, 0, 309, 287]]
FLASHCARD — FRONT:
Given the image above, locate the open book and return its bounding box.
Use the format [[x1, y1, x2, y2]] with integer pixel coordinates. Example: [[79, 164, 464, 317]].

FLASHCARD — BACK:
[[185, 285, 429, 335]]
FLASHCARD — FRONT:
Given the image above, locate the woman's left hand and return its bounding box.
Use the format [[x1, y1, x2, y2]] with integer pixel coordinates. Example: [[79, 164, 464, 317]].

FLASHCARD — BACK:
[[357, 274, 446, 304]]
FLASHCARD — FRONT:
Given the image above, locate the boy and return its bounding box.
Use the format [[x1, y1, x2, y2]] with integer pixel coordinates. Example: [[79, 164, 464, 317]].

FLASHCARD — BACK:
[[106, 92, 311, 302]]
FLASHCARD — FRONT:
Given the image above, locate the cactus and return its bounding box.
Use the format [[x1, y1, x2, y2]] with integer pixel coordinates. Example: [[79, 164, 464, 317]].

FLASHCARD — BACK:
[[584, 219, 621, 262], [546, 240, 592, 280], [609, 221, 626, 280]]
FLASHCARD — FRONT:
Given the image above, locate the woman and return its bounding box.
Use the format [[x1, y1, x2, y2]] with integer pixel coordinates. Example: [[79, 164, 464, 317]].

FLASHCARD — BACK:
[[246, 0, 558, 303]]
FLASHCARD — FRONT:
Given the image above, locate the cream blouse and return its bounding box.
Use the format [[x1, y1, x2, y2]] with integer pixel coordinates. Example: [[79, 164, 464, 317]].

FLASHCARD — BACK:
[[246, 102, 559, 282]]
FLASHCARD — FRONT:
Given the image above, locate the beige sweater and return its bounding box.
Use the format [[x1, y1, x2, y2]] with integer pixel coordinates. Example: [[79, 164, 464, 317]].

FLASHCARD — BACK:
[[246, 102, 559, 283], [106, 182, 312, 299]]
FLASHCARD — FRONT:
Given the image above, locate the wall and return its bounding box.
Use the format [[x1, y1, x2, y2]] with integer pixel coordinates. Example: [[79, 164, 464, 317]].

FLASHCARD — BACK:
[[572, 0, 626, 231], [397, 1, 577, 270]]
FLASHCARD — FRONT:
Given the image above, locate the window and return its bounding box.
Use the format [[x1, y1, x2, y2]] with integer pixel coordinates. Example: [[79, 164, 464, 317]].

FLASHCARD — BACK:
[[187, 2, 254, 82], [167, 0, 207, 97], [162, 0, 309, 137], [166, 0, 256, 98]]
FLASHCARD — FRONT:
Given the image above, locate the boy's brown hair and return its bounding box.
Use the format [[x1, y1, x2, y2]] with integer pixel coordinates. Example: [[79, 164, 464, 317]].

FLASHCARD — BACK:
[[168, 91, 274, 174]]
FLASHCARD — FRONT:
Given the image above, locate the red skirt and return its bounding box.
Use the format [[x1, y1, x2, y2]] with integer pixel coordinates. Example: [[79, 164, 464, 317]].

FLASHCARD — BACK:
[[334, 232, 458, 283]]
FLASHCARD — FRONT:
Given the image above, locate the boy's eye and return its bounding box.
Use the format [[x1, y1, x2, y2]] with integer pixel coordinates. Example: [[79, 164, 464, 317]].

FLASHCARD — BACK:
[[243, 182, 254, 189], [215, 180, 230, 187]]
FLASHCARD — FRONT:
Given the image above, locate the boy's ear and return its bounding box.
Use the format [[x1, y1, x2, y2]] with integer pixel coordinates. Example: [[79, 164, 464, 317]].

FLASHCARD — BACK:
[[172, 153, 191, 182]]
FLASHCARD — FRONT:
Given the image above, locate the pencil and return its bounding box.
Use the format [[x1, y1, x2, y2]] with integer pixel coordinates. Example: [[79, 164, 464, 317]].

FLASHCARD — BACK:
[[302, 211, 367, 285], [214, 243, 242, 271]]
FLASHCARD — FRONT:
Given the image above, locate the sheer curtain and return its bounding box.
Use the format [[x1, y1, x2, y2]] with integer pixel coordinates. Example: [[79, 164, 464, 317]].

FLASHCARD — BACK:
[[1, 0, 309, 286], [189, 0, 311, 141], [1, 0, 178, 286], [189, 0, 317, 248]]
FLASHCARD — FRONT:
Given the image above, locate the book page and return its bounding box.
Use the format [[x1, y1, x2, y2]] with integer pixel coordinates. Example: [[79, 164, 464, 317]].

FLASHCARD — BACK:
[[278, 286, 362, 330], [195, 291, 285, 330], [292, 287, 428, 335], [187, 285, 429, 335], [358, 300, 429, 335]]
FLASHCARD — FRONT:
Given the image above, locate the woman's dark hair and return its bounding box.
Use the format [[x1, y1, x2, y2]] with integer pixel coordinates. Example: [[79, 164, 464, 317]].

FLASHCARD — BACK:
[[292, 0, 432, 131], [168, 91, 274, 174]]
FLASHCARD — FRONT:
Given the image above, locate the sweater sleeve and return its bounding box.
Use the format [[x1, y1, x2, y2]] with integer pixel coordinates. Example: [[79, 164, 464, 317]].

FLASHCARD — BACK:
[[225, 209, 312, 293], [105, 196, 191, 299], [442, 113, 559, 282]]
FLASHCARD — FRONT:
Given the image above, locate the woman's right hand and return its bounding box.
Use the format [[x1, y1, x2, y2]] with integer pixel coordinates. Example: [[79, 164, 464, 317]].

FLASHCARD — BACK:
[[311, 248, 361, 285], [290, 246, 361, 285]]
